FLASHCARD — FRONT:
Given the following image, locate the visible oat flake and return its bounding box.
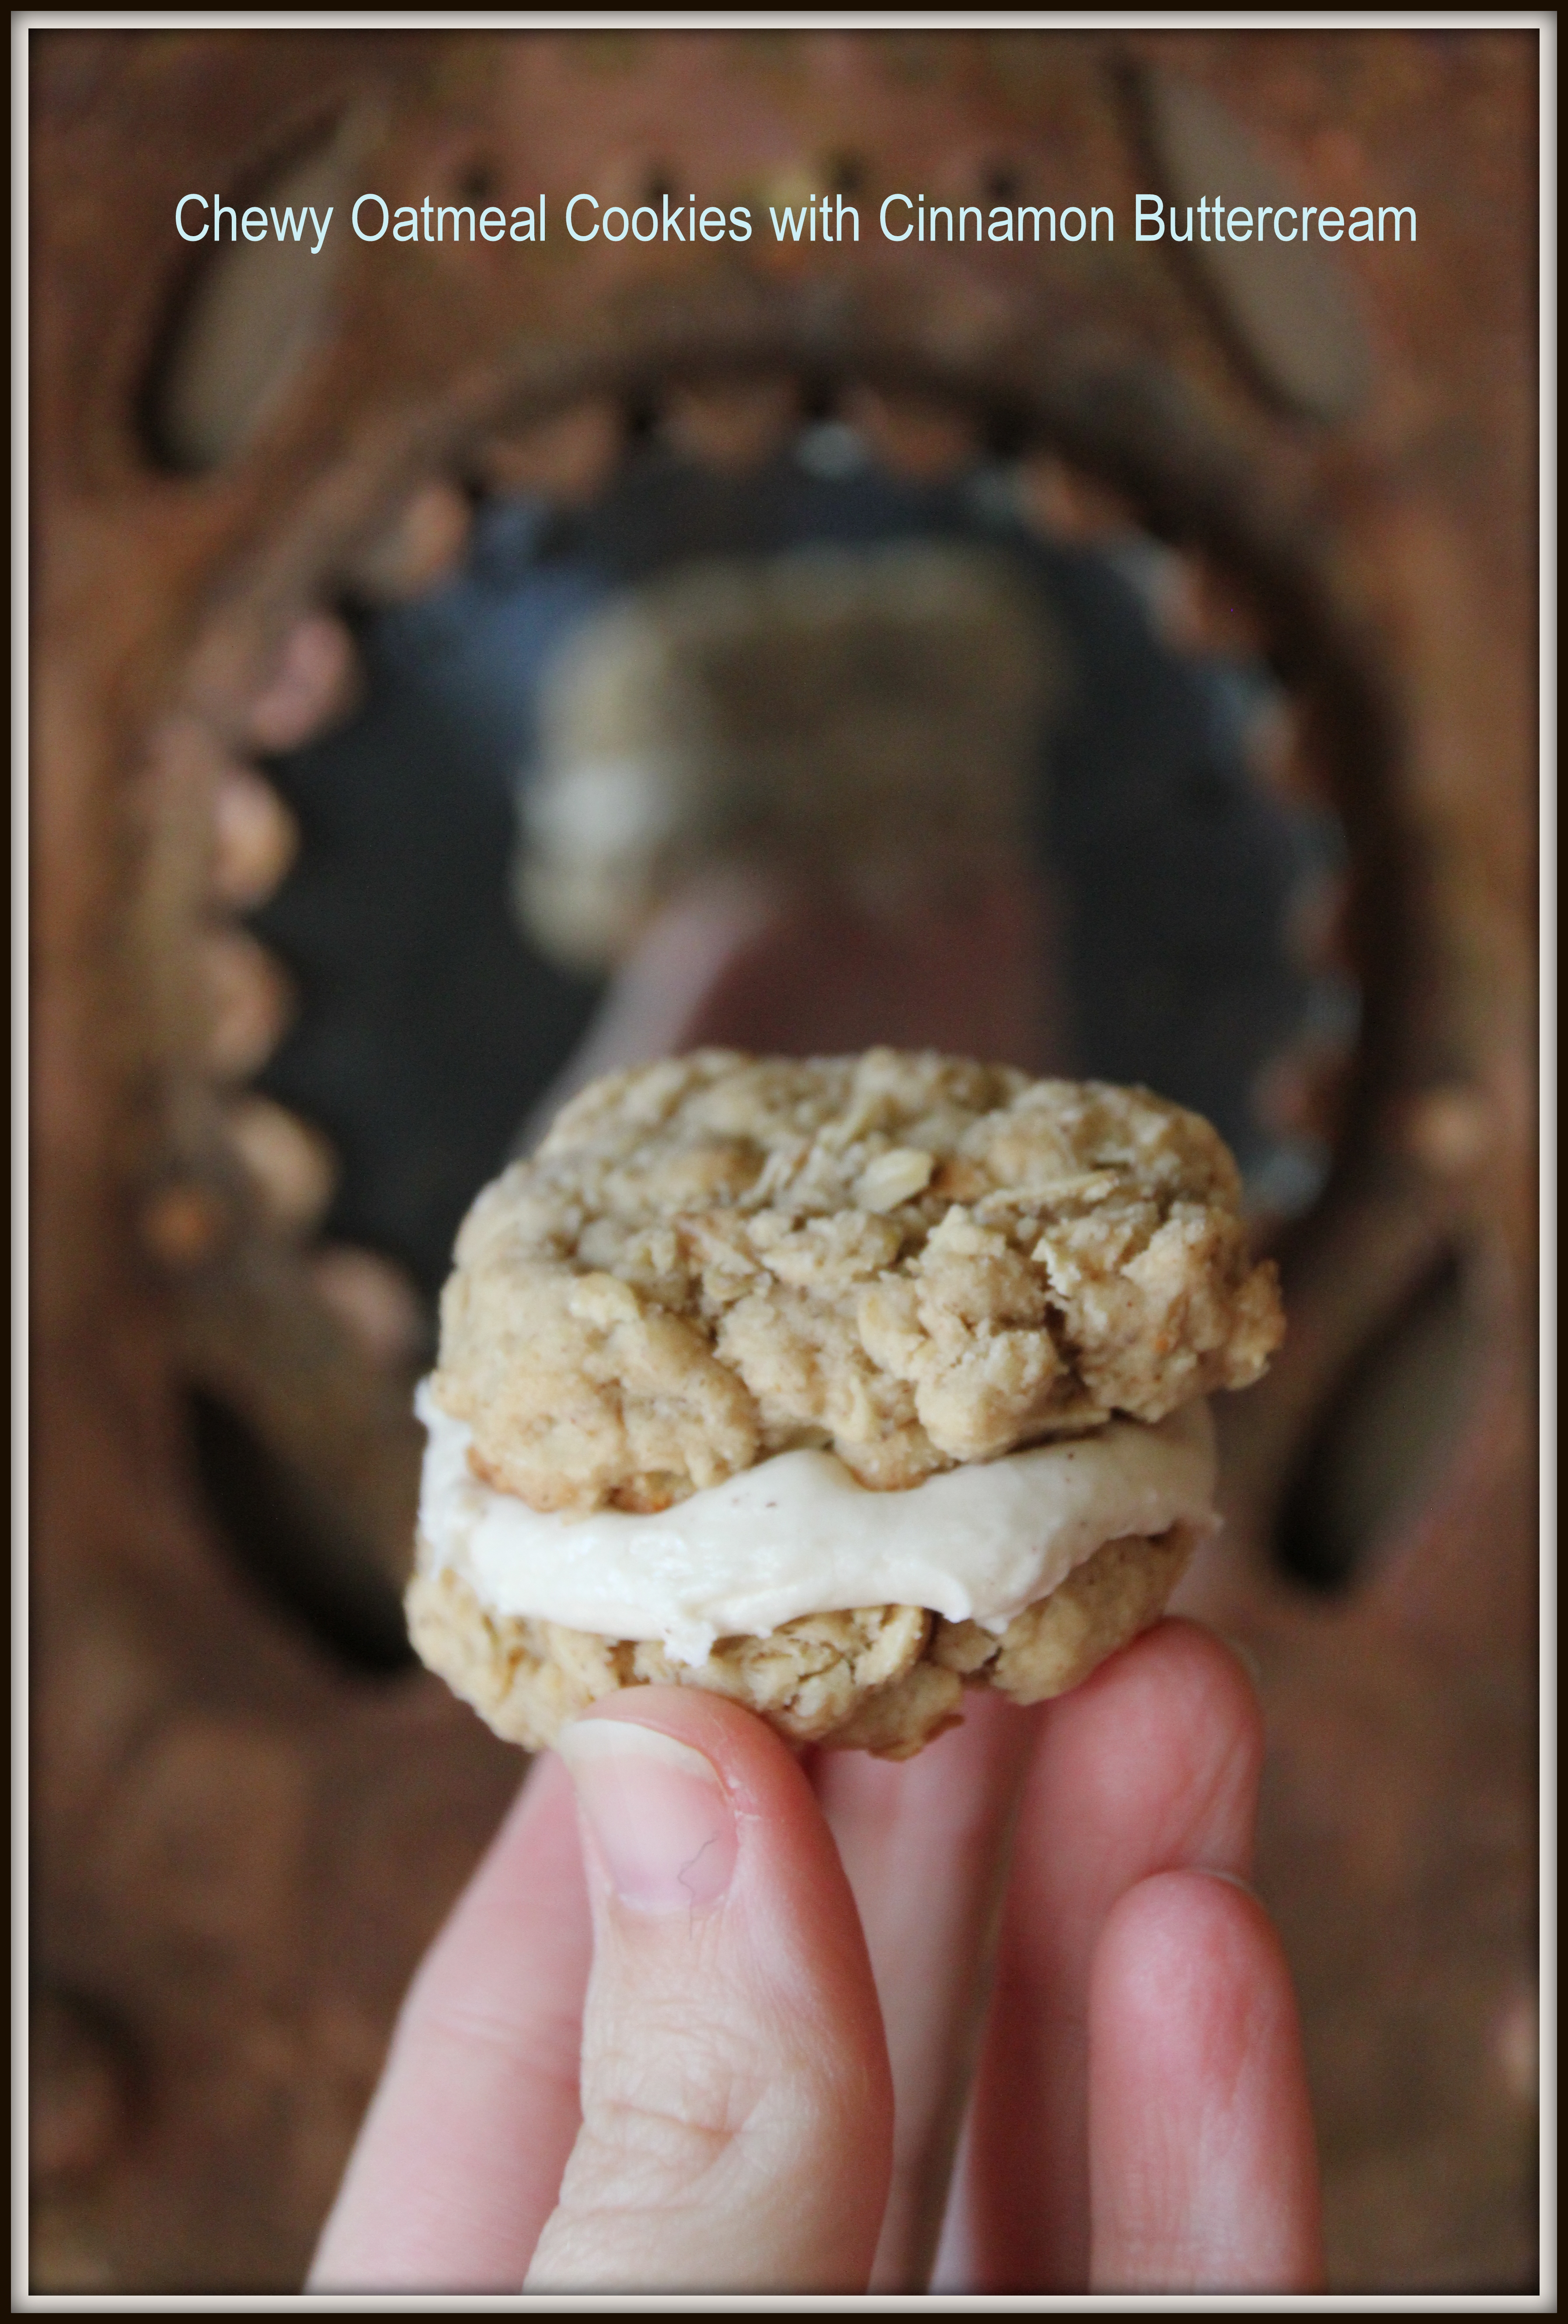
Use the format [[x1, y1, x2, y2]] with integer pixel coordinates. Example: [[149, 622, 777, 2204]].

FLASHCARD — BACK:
[[431, 1049, 1282, 1516]]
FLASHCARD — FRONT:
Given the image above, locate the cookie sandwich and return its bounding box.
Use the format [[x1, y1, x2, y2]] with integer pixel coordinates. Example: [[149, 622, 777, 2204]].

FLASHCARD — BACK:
[[408, 1050, 1282, 1759]]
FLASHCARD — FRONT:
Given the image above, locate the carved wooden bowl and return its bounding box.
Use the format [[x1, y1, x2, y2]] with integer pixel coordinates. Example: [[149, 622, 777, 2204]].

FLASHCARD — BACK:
[[30, 28, 1537, 2291]]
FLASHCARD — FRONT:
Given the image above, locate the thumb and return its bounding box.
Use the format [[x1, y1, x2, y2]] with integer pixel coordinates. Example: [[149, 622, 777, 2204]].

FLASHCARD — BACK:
[[525, 1690, 894, 2294]]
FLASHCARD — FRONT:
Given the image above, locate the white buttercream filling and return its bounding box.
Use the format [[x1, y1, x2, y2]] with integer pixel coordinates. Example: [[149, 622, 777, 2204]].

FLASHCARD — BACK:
[[415, 1380, 1217, 1668]]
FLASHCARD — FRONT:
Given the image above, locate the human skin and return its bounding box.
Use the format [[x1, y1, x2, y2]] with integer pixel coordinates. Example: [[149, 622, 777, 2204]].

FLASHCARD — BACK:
[[308, 1619, 1324, 2293], [314, 870, 1321, 2293]]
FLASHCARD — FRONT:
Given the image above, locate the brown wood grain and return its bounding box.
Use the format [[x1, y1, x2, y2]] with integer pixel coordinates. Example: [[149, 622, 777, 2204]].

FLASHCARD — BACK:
[[29, 27, 1537, 2292]]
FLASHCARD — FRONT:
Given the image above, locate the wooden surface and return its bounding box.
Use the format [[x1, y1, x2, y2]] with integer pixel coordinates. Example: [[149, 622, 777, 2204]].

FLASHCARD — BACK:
[[30, 28, 1538, 2291]]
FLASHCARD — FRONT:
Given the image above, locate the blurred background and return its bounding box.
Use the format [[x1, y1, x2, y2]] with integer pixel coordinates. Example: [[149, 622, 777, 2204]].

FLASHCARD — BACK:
[[252, 431, 1347, 1295], [31, 26, 1539, 2293]]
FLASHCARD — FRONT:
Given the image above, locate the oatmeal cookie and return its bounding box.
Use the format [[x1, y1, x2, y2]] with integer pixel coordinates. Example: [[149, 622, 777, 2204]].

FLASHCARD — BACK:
[[405, 1519, 1201, 1760], [432, 1049, 1281, 1517]]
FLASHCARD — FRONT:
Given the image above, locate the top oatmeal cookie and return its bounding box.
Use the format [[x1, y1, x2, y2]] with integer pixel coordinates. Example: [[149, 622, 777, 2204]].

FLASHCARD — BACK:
[[432, 1050, 1282, 1516]]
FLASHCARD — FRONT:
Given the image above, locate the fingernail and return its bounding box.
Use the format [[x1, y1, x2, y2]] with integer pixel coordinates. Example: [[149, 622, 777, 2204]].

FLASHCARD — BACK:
[[558, 1718, 737, 1914], [1214, 1627, 1265, 1692], [1196, 1867, 1260, 1902]]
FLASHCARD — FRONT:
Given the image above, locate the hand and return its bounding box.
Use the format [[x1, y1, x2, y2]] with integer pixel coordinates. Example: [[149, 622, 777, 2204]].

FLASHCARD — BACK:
[[308, 1619, 1324, 2294]]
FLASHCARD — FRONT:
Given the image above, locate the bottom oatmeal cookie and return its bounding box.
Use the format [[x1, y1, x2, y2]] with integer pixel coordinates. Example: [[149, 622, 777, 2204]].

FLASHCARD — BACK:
[[405, 1519, 1200, 1761]]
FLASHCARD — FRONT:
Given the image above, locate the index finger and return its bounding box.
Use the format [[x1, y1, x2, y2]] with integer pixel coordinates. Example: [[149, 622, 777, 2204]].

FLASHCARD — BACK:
[[309, 1751, 591, 2292], [809, 1689, 1042, 2293]]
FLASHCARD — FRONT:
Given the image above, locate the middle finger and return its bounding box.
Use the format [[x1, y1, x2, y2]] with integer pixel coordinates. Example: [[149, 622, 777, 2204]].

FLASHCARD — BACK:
[[949, 1617, 1266, 2293]]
